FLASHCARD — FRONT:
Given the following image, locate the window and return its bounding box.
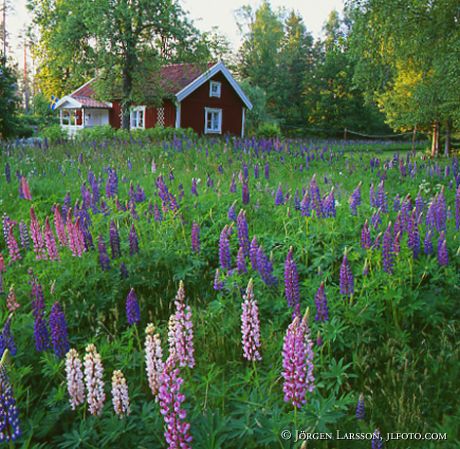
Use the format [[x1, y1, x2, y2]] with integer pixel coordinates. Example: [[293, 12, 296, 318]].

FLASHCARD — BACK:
[[209, 81, 221, 98], [130, 106, 145, 129], [204, 108, 222, 134]]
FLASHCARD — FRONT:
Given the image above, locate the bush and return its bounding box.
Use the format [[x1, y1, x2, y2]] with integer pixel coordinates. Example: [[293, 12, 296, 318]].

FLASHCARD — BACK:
[[76, 125, 116, 142], [256, 122, 281, 139], [39, 124, 67, 143]]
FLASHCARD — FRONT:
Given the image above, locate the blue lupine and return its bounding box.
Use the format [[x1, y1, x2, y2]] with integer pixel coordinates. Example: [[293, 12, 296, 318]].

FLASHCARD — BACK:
[[0, 317, 16, 357], [257, 246, 277, 286], [219, 225, 232, 271], [109, 220, 121, 259], [49, 302, 70, 358], [284, 247, 300, 315], [424, 230, 433, 255], [314, 282, 329, 322], [236, 210, 250, 257], [382, 223, 394, 274], [249, 236, 258, 270], [300, 191, 311, 217], [0, 363, 21, 442], [98, 235, 111, 271], [129, 224, 139, 255], [227, 202, 237, 221], [361, 220, 371, 249], [356, 393, 365, 420], [275, 184, 284, 206], [126, 288, 141, 325], [407, 212, 420, 259], [236, 247, 247, 274], [339, 253, 354, 297], [349, 183, 361, 215], [242, 182, 250, 205]]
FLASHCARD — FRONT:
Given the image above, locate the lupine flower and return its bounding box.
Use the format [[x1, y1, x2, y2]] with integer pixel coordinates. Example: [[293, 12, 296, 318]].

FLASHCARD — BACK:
[[314, 282, 328, 322], [111, 370, 130, 418], [377, 180, 387, 212], [236, 210, 250, 257], [349, 182, 362, 215], [309, 175, 323, 217], [49, 302, 70, 358], [21, 176, 32, 200], [65, 349, 85, 410], [275, 184, 284, 206], [361, 220, 371, 250], [236, 247, 247, 274], [300, 191, 311, 217], [4, 163, 11, 183], [371, 429, 384, 449], [229, 174, 236, 193], [455, 185, 460, 230], [339, 253, 354, 297], [98, 235, 111, 271], [219, 225, 232, 271], [356, 393, 365, 420], [282, 310, 315, 409], [129, 224, 139, 255], [369, 183, 377, 207], [145, 323, 164, 397], [6, 225, 21, 262], [362, 259, 370, 277], [382, 223, 394, 274], [284, 247, 300, 315], [240, 279, 261, 362], [227, 202, 237, 221], [109, 220, 121, 259], [242, 181, 250, 205], [84, 344, 106, 416], [249, 236, 258, 270], [6, 286, 20, 313], [437, 233, 448, 266], [393, 194, 401, 211], [190, 222, 200, 253], [424, 230, 433, 255], [158, 359, 193, 449], [18, 220, 30, 250], [213, 269, 224, 290], [34, 314, 50, 352], [371, 208, 382, 230], [407, 211, 420, 259], [0, 359, 21, 442], [191, 178, 198, 196], [126, 288, 141, 325], [264, 161, 270, 179], [44, 217, 59, 261], [120, 262, 129, 279], [415, 191, 424, 219], [53, 206, 67, 246], [30, 207, 47, 260], [0, 317, 16, 357], [168, 281, 195, 368], [256, 246, 277, 286], [323, 188, 336, 218]]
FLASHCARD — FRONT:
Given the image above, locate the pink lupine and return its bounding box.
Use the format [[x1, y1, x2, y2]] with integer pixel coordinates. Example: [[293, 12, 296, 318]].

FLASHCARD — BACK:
[[53, 205, 67, 246], [6, 286, 20, 313], [6, 225, 21, 262], [145, 323, 164, 397], [281, 309, 315, 409], [30, 207, 47, 260], [65, 349, 85, 410], [167, 281, 195, 368], [241, 279, 262, 362], [111, 370, 130, 418], [158, 359, 193, 449], [44, 217, 59, 261], [84, 344, 106, 416]]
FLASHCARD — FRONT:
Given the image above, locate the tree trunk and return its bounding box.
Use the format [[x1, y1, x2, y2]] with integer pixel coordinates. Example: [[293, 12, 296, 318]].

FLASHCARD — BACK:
[[444, 119, 451, 157], [431, 121, 440, 158]]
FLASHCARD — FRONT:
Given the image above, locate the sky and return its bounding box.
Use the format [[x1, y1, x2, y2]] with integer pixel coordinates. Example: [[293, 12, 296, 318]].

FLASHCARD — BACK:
[[4, 0, 344, 68]]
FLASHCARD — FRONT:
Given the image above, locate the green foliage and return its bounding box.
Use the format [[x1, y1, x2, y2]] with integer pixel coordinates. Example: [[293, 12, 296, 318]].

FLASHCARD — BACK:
[[255, 122, 281, 139], [0, 56, 20, 139], [39, 124, 67, 142]]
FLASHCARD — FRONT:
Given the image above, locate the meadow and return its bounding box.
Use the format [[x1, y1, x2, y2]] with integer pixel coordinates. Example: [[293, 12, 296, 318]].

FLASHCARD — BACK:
[[0, 135, 458, 449]]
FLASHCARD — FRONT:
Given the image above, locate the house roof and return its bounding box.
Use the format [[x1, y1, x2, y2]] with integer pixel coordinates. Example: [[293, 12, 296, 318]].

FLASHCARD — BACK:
[[56, 61, 252, 110]]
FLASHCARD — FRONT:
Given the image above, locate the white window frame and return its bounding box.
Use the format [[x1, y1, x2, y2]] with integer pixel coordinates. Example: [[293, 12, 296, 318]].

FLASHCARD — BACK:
[[130, 106, 146, 129], [209, 81, 221, 98], [204, 107, 222, 134]]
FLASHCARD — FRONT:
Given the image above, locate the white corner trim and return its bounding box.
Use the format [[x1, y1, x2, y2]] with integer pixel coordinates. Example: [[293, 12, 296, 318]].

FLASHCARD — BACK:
[[175, 102, 181, 128], [204, 107, 222, 134], [55, 95, 83, 109], [176, 61, 253, 110], [241, 107, 245, 138]]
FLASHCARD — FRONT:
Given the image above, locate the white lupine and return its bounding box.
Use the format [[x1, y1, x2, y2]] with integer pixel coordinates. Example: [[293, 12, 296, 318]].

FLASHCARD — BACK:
[[145, 323, 164, 397], [65, 349, 85, 410], [84, 344, 106, 416], [111, 370, 130, 417]]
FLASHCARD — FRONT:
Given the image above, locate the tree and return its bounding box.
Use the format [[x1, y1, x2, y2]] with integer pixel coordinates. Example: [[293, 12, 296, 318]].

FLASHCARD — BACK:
[[0, 54, 19, 139], [347, 0, 460, 155]]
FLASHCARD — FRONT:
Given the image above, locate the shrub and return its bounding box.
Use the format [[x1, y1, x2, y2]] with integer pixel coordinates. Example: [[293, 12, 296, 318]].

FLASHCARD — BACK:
[[256, 122, 281, 139], [39, 124, 67, 142], [76, 125, 116, 142]]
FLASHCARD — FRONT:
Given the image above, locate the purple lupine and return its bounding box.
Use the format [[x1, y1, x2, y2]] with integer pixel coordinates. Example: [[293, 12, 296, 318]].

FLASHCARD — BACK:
[[254, 163, 259, 179], [126, 288, 141, 325], [424, 230, 433, 255], [356, 393, 365, 420], [218, 225, 232, 271], [349, 182, 362, 215], [275, 184, 284, 206], [158, 359, 193, 449], [339, 253, 354, 297], [213, 269, 224, 290], [323, 188, 336, 218], [154, 203, 163, 222], [393, 230, 401, 254], [407, 211, 420, 259], [382, 223, 394, 274], [249, 236, 258, 270], [284, 247, 300, 315], [455, 185, 460, 230], [256, 246, 277, 286], [377, 180, 388, 213], [361, 220, 371, 250], [236, 247, 247, 274], [281, 312, 315, 409], [49, 302, 70, 358], [98, 235, 111, 271], [236, 210, 250, 257], [167, 281, 194, 368], [241, 279, 261, 361], [120, 262, 129, 279], [400, 195, 412, 231], [191, 178, 198, 196], [437, 232, 448, 266], [191, 222, 200, 253], [314, 282, 329, 322], [415, 191, 424, 219], [227, 202, 237, 221], [300, 191, 311, 217], [34, 314, 50, 352], [242, 181, 250, 205], [0, 363, 21, 442], [372, 232, 382, 249], [309, 175, 323, 218], [393, 194, 401, 212], [371, 430, 384, 449], [434, 189, 447, 232], [18, 220, 30, 250], [371, 208, 382, 230], [0, 317, 16, 357], [369, 183, 377, 208], [264, 161, 270, 180], [229, 174, 236, 193], [129, 224, 139, 255], [293, 189, 301, 210], [109, 220, 121, 259], [5, 162, 11, 183]]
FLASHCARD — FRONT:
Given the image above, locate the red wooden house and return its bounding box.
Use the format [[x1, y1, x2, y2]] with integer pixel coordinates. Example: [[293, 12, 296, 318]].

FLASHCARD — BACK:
[[55, 61, 252, 137]]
